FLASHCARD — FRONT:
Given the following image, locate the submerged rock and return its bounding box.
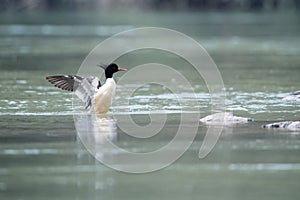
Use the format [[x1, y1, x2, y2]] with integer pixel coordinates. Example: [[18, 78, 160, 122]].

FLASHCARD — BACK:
[[262, 121, 300, 131], [199, 112, 253, 126], [282, 90, 300, 102]]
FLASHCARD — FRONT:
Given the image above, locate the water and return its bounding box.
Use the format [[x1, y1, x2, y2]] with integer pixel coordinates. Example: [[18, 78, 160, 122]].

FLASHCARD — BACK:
[[1, 11, 300, 200]]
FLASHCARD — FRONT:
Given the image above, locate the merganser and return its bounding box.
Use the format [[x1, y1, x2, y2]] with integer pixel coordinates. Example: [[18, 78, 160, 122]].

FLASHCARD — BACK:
[[46, 63, 126, 114], [200, 112, 253, 126], [262, 121, 300, 131], [282, 90, 300, 102]]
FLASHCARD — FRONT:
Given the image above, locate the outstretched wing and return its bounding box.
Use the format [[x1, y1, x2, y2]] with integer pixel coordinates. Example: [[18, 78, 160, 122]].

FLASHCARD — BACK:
[[46, 75, 101, 109], [46, 75, 82, 91], [74, 76, 101, 109]]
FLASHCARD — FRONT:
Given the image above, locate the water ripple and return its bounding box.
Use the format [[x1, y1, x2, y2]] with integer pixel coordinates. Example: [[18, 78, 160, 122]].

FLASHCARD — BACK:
[[1, 83, 299, 120], [0, 24, 134, 37]]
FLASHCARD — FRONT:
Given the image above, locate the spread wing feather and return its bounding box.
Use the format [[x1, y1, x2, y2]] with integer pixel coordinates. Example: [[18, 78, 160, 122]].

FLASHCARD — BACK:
[[46, 75, 101, 109], [46, 75, 82, 91]]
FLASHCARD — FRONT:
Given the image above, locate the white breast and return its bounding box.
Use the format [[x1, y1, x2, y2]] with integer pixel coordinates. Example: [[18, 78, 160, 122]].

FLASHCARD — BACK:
[[93, 78, 116, 114]]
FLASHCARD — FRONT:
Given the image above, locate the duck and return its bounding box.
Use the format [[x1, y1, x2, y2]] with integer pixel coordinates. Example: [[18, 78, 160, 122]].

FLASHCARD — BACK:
[[46, 63, 126, 114], [282, 90, 300, 102]]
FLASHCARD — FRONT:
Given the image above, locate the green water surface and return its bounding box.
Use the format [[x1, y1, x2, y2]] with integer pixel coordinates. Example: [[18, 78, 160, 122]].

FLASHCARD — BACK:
[[0, 11, 300, 200]]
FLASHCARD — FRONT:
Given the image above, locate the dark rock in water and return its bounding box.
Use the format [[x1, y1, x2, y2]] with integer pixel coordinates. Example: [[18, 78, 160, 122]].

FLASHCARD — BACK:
[[262, 121, 300, 131]]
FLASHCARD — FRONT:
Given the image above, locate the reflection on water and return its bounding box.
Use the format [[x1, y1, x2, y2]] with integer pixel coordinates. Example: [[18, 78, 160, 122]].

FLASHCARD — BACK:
[[75, 114, 117, 144], [75, 114, 118, 163]]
